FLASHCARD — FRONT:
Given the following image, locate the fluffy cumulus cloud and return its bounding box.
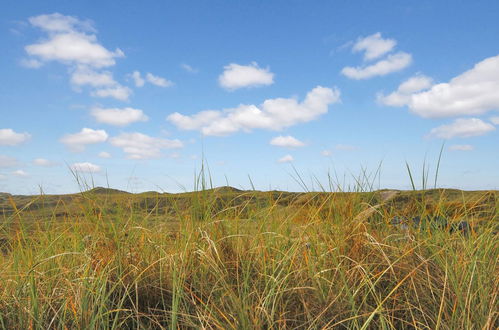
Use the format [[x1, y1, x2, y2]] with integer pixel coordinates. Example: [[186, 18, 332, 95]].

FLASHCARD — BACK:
[[26, 13, 123, 68], [70, 162, 101, 173], [168, 86, 340, 136], [0, 129, 31, 146], [270, 135, 305, 148], [342, 33, 412, 80], [33, 158, 58, 167], [352, 32, 397, 61], [0, 155, 18, 168], [25, 13, 130, 101], [428, 118, 495, 139], [278, 154, 294, 163], [219, 62, 274, 90], [382, 55, 499, 118], [60, 128, 108, 152], [342, 52, 412, 80], [90, 107, 148, 126], [449, 144, 474, 151], [377, 75, 433, 106], [109, 132, 183, 159]]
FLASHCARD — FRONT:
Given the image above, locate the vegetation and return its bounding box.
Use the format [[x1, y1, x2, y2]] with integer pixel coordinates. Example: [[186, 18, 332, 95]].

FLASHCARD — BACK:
[[0, 172, 497, 328]]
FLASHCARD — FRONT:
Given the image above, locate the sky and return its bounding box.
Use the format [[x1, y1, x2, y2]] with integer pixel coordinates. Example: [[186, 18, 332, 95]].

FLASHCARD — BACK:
[[1, 0, 499, 194]]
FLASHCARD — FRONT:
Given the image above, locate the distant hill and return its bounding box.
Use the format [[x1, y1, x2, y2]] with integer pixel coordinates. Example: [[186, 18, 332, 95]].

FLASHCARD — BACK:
[[85, 187, 131, 195]]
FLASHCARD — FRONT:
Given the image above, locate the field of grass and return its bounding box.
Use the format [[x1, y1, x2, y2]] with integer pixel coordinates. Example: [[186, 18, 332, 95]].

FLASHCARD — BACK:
[[0, 178, 497, 328]]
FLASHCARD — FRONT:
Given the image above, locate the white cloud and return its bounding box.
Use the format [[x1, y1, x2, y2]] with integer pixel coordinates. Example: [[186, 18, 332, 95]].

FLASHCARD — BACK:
[[377, 75, 433, 106], [168, 86, 340, 136], [383, 55, 499, 118], [33, 158, 58, 167], [449, 144, 474, 151], [270, 135, 305, 148], [28, 13, 95, 34], [70, 66, 116, 87], [12, 170, 29, 177], [0, 155, 18, 168], [60, 128, 108, 152], [20, 58, 43, 68], [109, 132, 183, 159], [321, 150, 332, 156], [219, 62, 274, 90], [13, 169, 29, 177], [428, 118, 495, 139], [342, 52, 412, 80], [352, 32, 396, 61], [146, 73, 173, 87], [90, 107, 148, 126], [26, 13, 123, 68], [0, 174, 5, 180], [98, 151, 111, 158], [91, 85, 132, 101], [0, 129, 31, 146], [181, 63, 198, 73], [70, 162, 101, 173], [278, 154, 294, 163], [490, 116, 499, 125], [130, 71, 145, 87]]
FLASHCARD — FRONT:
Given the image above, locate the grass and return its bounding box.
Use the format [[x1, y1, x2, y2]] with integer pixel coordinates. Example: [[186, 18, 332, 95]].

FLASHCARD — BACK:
[[0, 169, 497, 329]]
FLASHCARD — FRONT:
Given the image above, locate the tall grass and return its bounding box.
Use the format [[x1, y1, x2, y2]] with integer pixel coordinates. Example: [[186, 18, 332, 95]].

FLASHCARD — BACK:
[[0, 169, 497, 329]]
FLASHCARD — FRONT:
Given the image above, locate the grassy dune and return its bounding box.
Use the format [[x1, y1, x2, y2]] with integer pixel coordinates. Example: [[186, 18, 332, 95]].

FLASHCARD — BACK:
[[0, 183, 497, 328]]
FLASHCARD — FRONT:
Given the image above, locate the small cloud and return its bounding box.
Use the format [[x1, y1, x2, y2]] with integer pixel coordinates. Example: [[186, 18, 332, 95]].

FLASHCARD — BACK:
[[60, 128, 108, 152], [341, 52, 412, 80], [321, 150, 332, 156], [130, 71, 145, 87], [33, 158, 58, 167], [428, 118, 495, 139], [146, 73, 173, 87], [181, 63, 198, 73], [0, 128, 31, 146], [70, 162, 101, 173], [270, 135, 305, 148], [98, 151, 111, 158], [219, 62, 274, 90], [12, 169, 29, 177], [449, 144, 474, 151], [352, 32, 397, 61], [70, 66, 116, 88], [91, 85, 132, 101], [20, 58, 43, 68], [278, 154, 294, 163], [90, 107, 148, 126]]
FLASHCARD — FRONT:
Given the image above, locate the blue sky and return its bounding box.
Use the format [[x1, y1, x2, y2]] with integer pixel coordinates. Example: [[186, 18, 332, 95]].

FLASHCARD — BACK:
[[1, 0, 499, 194]]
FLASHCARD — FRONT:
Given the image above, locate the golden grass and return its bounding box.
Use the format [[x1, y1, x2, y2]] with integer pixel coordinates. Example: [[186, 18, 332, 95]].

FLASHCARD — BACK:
[[0, 186, 497, 329]]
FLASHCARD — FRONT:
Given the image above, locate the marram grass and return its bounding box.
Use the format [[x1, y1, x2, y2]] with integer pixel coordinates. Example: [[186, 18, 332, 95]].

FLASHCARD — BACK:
[[0, 183, 497, 329]]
